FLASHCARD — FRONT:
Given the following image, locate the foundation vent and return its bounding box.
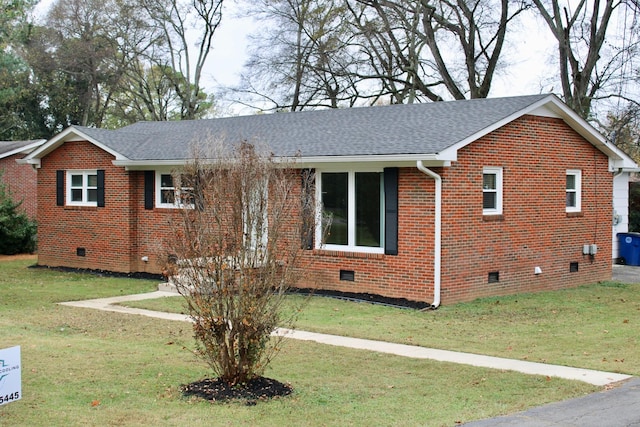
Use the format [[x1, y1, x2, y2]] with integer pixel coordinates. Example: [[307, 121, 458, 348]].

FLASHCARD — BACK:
[[339, 270, 355, 281]]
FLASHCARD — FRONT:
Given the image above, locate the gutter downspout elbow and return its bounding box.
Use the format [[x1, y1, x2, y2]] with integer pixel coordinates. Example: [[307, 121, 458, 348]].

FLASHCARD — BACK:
[[417, 161, 441, 308]]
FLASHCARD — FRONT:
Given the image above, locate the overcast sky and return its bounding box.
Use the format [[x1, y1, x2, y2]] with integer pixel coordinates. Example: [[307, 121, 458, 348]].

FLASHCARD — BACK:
[[35, 0, 635, 118]]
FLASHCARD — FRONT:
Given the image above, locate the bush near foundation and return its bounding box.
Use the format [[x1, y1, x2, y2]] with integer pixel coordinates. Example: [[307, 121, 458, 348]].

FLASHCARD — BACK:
[[163, 141, 323, 401], [0, 172, 36, 254]]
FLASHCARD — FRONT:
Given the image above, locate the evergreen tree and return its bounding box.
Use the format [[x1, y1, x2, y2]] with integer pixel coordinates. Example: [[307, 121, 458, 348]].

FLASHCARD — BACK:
[[0, 173, 37, 254]]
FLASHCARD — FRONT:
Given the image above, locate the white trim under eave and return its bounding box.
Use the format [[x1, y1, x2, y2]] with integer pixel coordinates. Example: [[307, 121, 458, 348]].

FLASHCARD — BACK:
[[437, 94, 560, 160], [113, 154, 454, 170], [437, 94, 638, 170]]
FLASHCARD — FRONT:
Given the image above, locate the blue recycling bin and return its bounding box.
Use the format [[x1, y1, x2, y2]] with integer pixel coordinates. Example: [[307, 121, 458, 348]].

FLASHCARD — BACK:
[[618, 232, 640, 266]]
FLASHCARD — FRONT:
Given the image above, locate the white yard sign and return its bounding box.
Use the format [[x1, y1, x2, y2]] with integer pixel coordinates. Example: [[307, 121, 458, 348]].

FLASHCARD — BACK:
[[0, 346, 21, 406]]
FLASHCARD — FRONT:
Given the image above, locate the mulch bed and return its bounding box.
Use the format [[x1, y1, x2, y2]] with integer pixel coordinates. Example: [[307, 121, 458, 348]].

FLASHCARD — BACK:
[[182, 376, 293, 405], [290, 287, 432, 310]]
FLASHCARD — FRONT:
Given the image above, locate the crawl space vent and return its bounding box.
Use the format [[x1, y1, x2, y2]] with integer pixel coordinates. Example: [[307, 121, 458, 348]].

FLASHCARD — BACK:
[[339, 270, 355, 281]]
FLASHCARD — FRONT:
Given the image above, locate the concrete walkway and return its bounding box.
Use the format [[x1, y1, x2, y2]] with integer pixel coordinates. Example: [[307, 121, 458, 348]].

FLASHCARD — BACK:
[[59, 291, 631, 387]]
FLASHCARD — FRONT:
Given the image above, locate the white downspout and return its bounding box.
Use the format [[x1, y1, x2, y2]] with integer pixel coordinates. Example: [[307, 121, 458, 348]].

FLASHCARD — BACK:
[[417, 161, 441, 308]]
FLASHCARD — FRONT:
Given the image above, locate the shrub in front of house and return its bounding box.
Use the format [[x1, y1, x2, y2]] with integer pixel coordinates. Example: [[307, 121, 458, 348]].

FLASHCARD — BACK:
[[0, 172, 37, 254]]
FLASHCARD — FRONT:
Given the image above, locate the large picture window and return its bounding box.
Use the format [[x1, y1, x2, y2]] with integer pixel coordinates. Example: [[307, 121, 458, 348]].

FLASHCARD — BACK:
[[319, 171, 384, 252]]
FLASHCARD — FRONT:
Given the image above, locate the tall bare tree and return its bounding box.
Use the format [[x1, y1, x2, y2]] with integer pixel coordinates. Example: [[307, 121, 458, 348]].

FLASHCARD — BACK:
[[601, 102, 640, 160], [532, 0, 640, 119], [236, 0, 359, 111], [140, 0, 223, 119], [349, 0, 529, 103]]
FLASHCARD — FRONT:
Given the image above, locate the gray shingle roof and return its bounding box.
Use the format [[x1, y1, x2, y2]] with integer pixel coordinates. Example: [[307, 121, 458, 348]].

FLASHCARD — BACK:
[[76, 94, 551, 161], [0, 140, 45, 158]]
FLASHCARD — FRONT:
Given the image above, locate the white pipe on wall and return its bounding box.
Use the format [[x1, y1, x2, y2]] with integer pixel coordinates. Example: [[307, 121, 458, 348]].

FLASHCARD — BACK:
[[416, 161, 441, 308]]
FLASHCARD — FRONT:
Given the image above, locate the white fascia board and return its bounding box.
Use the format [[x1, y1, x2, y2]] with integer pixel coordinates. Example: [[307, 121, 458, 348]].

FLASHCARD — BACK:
[[113, 159, 190, 170], [438, 94, 639, 171], [114, 153, 452, 171], [291, 153, 450, 168], [440, 94, 561, 157], [115, 153, 449, 165], [2, 140, 46, 161], [542, 97, 637, 165], [19, 127, 129, 168], [609, 158, 640, 172]]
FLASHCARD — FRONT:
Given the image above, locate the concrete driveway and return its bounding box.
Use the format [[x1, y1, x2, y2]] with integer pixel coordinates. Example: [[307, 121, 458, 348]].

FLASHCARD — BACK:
[[464, 264, 640, 426], [613, 264, 640, 284]]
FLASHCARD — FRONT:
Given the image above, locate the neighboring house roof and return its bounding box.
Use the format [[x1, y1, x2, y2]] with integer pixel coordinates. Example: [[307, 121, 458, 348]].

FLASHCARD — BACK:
[[20, 94, 639, 170], [0, 140, 46, 160]]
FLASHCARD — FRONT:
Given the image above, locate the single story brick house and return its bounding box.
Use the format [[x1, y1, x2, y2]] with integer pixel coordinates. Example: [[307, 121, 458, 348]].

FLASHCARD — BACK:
[[1, 139, 46, 219], [20, 94, 638, 305]]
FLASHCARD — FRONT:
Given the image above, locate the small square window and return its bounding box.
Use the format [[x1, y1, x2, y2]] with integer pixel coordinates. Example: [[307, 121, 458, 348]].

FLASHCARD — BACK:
[[156, 172, 194, 209], [67, 170, 99, 206], [488, 271, 500, 283], [570, 262, 579, 272]]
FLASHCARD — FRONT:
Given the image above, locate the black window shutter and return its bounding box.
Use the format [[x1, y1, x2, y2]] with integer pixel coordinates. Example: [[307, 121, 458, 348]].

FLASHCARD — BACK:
[[384, 167, 399, 255], [97, 170, 105, 207], [144, 171, 154, 210], [56, 170, 64, 206], [301, 168, 315, 250]]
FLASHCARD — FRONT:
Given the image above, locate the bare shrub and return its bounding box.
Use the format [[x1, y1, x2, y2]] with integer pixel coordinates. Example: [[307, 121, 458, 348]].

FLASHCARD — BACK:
[[163, 140, 318, 386]]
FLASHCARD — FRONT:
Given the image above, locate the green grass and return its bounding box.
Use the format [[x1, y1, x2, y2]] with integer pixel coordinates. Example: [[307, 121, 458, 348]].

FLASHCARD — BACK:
[[0, 259, 610, 426], [126, 281, 640, 376]]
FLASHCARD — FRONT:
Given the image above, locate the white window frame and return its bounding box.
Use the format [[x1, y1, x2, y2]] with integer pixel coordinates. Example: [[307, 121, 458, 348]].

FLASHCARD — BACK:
[[482, 167, 503, 215], [66, 170, 98, 207], [315, 169, 385, 254], [566, 169, 582, 213], [156, 172, 194, 209]]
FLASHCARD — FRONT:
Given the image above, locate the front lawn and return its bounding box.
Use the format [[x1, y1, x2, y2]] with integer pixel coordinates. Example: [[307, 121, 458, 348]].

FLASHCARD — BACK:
[[0, 259, 614, 426], [127, 280, 640, 376]]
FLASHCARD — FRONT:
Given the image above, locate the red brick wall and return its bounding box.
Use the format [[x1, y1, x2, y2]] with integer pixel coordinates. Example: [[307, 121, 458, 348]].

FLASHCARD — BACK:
[[299, 115, 612, 304], [0, 154, 38, 218], [297, 168, 437, 302], [128, 170, 182, 274], [438, 115, 612, 303], [37, 141, 134, 272]]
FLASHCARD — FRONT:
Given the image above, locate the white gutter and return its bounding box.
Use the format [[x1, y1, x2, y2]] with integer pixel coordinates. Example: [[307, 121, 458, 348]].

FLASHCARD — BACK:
[[417, 161, 441, 308]]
